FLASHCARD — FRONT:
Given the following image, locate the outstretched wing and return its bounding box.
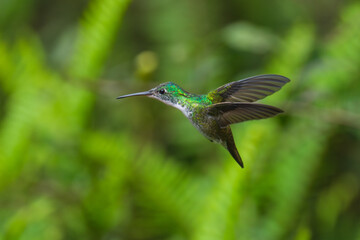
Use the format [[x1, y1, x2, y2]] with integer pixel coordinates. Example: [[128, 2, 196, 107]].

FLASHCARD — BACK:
[[207, 74, 290, 103], [206, 102, 283, 128]]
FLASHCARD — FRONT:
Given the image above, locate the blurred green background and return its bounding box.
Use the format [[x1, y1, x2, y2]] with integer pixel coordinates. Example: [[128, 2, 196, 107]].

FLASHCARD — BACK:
[[1, 0, 360, 239]]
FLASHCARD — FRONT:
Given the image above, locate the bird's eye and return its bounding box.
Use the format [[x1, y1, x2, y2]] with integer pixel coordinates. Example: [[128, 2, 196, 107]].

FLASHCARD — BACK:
[[159, 89, 165, 94]]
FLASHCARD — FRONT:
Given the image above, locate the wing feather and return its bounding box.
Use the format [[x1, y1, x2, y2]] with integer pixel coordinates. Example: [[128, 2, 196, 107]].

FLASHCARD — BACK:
[[206, 102, 283, 128], [208, 74, 290, 103]]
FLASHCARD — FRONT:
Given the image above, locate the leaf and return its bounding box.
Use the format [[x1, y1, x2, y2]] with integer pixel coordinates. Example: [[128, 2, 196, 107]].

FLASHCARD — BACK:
[[222, 22, 279, 54], [68, 0, 132, 79]]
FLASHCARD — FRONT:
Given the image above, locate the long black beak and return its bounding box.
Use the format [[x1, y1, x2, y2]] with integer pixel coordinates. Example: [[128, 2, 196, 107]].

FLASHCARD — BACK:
[[116, 91, 152, 99]]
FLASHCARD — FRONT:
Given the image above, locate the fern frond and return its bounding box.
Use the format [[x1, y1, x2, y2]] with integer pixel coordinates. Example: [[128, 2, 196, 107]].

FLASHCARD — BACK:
[[0, 40, 15, 92], [0, 38, 50, 190], [191, 122, 277, 240], [80, 131, 134, 232], [2, 198, 60, 239], [131, 145, 204, 237], [255, 4, 360, 240], [68, 0, 132, 79]]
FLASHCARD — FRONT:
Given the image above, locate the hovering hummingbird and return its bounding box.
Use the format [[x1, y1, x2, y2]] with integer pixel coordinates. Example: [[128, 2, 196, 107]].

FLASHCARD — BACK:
[[117, 74, 290, 168]]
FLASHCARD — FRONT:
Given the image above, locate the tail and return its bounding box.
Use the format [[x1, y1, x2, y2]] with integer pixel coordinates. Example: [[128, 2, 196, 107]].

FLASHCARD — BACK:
[[224, 130, 244, 168]]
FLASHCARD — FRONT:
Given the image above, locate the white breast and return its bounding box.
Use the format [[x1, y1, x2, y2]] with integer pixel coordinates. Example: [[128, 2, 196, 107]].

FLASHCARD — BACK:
[[173, 103, 190, 117]]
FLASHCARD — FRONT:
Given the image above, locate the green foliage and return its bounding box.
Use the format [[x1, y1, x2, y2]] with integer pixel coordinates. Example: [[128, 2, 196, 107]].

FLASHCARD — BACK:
[[0, 0, 359, 239], [69, 0, 132, 79], [222, 22, 279, 54]]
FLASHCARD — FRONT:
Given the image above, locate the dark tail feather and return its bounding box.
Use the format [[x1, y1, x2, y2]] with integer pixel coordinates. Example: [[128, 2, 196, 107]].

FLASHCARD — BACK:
[[227, 143, 244, 168], [225, 132, 244, 168]]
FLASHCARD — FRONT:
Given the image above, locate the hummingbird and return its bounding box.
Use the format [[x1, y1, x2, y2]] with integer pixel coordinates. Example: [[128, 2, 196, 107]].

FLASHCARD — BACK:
[[117, 74, 290, 168]]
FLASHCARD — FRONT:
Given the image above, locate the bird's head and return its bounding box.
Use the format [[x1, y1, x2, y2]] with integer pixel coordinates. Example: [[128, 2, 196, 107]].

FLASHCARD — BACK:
[[117, 82, 190, 107]]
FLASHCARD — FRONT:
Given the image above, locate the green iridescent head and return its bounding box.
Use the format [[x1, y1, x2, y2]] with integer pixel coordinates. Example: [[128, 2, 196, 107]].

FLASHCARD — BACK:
[[116, 82, 190, 106]]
